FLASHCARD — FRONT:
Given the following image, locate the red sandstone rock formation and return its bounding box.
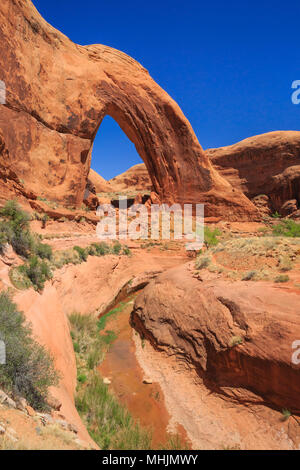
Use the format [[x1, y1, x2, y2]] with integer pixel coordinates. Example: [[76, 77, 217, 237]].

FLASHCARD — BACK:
[[109, 163, 152, 192], [207, 131, 300, 214], [0, 0, 258, 220], [88, 169, 112, 193], [132, 263, 300, 413]]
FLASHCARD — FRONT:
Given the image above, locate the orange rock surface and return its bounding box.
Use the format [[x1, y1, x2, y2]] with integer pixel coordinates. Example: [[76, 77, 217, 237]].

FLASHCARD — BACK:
[[88, 169, 112, 193], [207, 131, 300, 213], [109, 163, 152, 192]]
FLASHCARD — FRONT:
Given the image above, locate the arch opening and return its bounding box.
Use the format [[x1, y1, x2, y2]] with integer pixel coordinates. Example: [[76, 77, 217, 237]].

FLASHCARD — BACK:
[[86, 115, 153, 206]]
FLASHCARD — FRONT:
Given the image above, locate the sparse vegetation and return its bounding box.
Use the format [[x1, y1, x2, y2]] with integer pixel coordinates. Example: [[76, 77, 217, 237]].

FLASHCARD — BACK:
[[230, 336, 243, 347], [69, 309, 152, 450], [0, 291, 59, 410], [274, 274, 289, 283], [0, 201, 131, 291], [195, 236, 300, 282], [18, 256, 53, 291], [281, 409, 291, 421], [278, 255, 292, 272], [76, 373, 152, 450], [73, 245, 88, 262], [111, 240, 122, 255], [242, 271, 257, 281], [195, 254, 211, 270], [272, 219, 300, 238], [70, 304, 186, 450], [37, 197, 59, 211]]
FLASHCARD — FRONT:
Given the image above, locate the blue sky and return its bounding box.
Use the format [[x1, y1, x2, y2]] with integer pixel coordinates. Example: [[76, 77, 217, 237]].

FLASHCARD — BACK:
[[33, 0, 300, 180]]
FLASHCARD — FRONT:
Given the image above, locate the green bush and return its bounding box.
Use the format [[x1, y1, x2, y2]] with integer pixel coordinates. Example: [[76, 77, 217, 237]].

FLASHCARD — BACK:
[[93, 242, 110, 256], [0, 201, 33, 257], [0, 291, 59, 410], [35, 242, 53, 260], [122, 245, 131, 256], [281, 409, 291, 421], [0, 200, 30, 230], [77, 373, 87, 384], [272, 220, 300, 238], [73, 246, 88, 262], [112, 241, 122, 255], [204, 227, 221, 248], [0, 201, 52, 260], [19, 256, 53, 291]]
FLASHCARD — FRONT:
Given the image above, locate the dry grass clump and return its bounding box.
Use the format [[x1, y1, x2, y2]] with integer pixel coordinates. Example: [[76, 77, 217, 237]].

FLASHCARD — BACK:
[[195, 236, 300, 281]]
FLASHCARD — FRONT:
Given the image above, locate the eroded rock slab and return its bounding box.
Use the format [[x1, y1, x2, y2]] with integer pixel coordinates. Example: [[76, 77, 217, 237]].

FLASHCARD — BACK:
[[132, 263, 300, 413]]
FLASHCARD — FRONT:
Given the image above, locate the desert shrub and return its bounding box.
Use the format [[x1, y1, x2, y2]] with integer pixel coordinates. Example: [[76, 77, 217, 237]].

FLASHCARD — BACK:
[[272, 220, 300, 238], [91, 242, 110, 256], [195, 254, 211, 270], [230, 336, 243, 347], [281, 409, 291, 421], [77, 373, 87, 384], [35, 241, 53, 260], [11, 229, 36, 258], [73, 246, 88, 262], [204, 226, 221, 248], [19, 256, 53, 291], [242, 271, 257, 281], [0, 200, 30, 230], [51, 248, 81, 269], [278, 255, 292, 272], [0, 201, 52, 261], [41, 214, 49, 228], [0, 291, 59, 410], [122, 245, 131, 256], [274, 274, 289, 283], [112, 241, 122, 255]]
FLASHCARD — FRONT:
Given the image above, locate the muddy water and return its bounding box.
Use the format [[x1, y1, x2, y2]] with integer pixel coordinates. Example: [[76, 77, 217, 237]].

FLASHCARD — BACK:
[[98, 297, 190, 448]]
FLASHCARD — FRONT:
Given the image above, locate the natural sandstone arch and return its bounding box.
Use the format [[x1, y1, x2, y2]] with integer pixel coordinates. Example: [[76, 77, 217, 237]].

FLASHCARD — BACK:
[[0, 0, 258, 220]]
